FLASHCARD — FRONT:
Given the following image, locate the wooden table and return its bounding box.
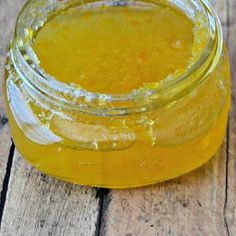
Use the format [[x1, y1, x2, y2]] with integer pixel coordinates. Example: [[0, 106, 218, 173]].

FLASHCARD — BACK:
[[0, 0, 235, 235]]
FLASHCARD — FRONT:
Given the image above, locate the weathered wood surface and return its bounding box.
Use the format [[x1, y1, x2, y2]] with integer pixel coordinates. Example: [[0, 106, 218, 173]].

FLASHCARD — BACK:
[[0, 1, 101, 235], [100, 1, 235, 235], [0, 0, 235, 235], [0, 0, 27, 214], [225, 0, 236, 233], [0, 151, 100, 236], [100, 151, 229, 235]]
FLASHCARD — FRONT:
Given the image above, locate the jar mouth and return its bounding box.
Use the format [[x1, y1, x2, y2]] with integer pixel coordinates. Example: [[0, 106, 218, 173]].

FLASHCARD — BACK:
[[9, 0, 223, 116]]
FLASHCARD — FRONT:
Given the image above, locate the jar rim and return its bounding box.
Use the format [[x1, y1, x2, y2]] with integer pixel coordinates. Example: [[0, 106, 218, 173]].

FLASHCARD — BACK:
[[10, 0, 223, 116]]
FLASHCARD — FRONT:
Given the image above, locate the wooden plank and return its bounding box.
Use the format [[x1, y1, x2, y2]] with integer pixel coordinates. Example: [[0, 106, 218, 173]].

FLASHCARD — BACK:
[[0, 0, 27, 202], [211, 0, 228, 37], [0, 0, 235, 236], [100, 151, 228, 236], [224, 0, 236, 234], [99, 1, 231, 235], [0, 151, 100, 236], [0, 0, 101, 235]]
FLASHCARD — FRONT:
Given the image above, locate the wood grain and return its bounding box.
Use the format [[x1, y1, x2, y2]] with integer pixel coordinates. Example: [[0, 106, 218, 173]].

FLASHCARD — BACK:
[[0, 0, 235, 236], [100, 148, 229, 236], [224, 0, 236, 234], [0, 151, 100, 236], [99, 1, 234, 235], [0, 0, 27, 207], [0, 1, 101, 235]]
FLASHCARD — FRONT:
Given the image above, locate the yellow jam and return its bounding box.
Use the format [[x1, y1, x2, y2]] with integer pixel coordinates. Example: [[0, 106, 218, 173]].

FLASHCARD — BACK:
[[6, 1, 231, 188], [33, 4, 195, 94]]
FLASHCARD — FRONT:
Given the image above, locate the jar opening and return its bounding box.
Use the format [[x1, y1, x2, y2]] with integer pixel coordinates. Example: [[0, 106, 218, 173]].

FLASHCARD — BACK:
[[9, 0, 223, 116]]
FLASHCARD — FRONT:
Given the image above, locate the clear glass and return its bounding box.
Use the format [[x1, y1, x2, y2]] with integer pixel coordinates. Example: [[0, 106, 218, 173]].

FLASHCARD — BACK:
[[4, 0, 231, 188]]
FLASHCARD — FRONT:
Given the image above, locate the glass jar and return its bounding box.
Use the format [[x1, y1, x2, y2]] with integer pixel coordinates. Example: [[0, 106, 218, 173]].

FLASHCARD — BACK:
[[4, 0, 231, 188]]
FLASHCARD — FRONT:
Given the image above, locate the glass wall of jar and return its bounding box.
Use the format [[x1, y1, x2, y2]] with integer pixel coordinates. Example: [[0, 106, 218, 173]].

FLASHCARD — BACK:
[[4, 0, 231, 188]]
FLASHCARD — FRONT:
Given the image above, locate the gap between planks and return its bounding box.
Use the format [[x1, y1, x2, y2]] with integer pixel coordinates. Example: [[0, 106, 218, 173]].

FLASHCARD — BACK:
[[0, 0, 235, 235], [0, 142, 15, 226]]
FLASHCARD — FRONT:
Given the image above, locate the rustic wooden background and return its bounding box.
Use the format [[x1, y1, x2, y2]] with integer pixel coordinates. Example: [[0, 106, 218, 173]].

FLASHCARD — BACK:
[[0, 0, 235, 235]]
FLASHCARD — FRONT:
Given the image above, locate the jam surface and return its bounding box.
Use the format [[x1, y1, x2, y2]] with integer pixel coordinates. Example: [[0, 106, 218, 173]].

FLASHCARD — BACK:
[[33, 3, 195, 94]]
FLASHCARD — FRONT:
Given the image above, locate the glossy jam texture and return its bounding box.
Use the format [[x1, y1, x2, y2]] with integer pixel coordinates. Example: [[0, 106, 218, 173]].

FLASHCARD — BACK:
[[6, 2, 231, 188], [33, 4, 195, 93]]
